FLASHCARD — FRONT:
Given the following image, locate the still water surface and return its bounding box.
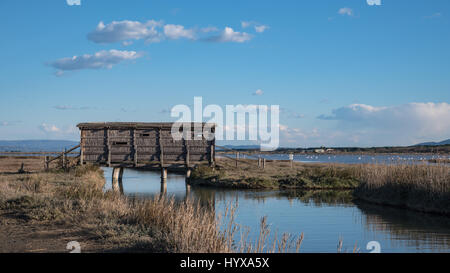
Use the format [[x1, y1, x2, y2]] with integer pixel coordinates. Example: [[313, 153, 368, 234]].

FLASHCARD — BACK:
[[228, 153, 449, 164], [102, 167, 450, 253]]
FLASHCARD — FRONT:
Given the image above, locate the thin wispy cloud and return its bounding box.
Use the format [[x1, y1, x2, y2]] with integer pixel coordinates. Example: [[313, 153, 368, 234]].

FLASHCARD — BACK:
[[66, 0, 81, 6], [39, 123, 60, 133], [0, 121, 21, 126], [253, 89, 264, 96], [424, 12, 442, 19], [280, 107, 305, 119], [338, 7, 354, 16], [201, 26, 219, 33], [49, 49, 144, 75], [207, 27, 252, 43], [54, 105, 93, 110], [241, 21, 269, 33], [366, 0, 381, 6]]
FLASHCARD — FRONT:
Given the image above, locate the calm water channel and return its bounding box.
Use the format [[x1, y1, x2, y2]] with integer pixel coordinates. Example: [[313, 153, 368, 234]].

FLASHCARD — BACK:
[[102, 160, 450, 253]]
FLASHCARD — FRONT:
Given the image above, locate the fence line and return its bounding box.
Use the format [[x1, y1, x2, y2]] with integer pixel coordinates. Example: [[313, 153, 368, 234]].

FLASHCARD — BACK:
[[215, 145, 294, 169]]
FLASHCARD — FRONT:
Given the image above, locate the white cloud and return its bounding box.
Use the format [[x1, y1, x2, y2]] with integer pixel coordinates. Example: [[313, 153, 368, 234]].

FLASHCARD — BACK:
[[164, 24, 196, 40], [255, 25, 269, 33], [242, 21, 269, 33], [87, 20, 163, 44], [87, 20, 266, 45], [338, 7, 354, 16], [66, 0, 81, 6], [241, 21, 252, 28], [317, 102, 450, 145], [253, 89, 264, 96], [49, 49, 144, 74], [366, 0, 381, 6], [39, 123, 60, 133], [122, 41, 133, 46], [208, 27, 252, 43], [38, 123, 80, 139]]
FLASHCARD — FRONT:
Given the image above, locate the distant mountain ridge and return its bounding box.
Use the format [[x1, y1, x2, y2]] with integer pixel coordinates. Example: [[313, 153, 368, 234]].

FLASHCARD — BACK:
[[415, 139, 450, 146], [0, 140, 79, 152]]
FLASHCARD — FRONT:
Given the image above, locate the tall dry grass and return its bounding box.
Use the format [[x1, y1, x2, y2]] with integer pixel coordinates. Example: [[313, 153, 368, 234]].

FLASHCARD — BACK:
[[0, 165, 305, 253], [353, 163, 450, 215]]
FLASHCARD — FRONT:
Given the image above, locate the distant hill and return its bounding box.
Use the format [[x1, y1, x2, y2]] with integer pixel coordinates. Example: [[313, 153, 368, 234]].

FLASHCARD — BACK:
[[415, 139, 450, 146], [0, 140, 79, 152]]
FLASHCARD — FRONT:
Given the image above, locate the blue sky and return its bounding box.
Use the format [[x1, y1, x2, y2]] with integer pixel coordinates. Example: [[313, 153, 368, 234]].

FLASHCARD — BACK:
[[0, 0, 449, 147]]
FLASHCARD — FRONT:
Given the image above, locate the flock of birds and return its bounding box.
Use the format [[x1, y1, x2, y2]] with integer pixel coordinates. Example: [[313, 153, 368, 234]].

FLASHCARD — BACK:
[[290, 154, 450, 164]]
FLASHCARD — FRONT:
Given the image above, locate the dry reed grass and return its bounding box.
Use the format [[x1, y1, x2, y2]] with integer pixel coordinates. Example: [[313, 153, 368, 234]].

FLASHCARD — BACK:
[[0, 165, 306, 253], [354, 163, 450, 215]]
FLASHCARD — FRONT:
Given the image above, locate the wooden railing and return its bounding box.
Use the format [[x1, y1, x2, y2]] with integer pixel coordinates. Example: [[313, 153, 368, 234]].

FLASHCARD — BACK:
[[44, 144, 81, 170], [215, 145, 294, 169]]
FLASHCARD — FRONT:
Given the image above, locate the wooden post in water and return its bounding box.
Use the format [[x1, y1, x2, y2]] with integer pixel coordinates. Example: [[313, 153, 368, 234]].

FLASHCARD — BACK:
[[118, 168, 124, 194], [161, 167, 168, 180], [112, 167, 120, 192]]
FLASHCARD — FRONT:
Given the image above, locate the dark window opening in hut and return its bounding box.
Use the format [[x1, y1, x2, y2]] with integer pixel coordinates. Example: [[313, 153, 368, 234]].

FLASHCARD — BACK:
[[141, 134, 150, 137], [113, 141, 128, 145]]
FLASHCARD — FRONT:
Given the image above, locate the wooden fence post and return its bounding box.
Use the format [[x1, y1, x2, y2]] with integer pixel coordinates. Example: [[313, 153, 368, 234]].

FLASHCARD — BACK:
[[262, 158, 266, 169], [62, 149, 66, 170], [235, 152, 239, 168], [44, 156, 49, 171]]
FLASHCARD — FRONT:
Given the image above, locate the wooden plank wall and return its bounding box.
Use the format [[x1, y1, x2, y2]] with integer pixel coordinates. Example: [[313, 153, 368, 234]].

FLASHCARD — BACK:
[[81, 126, 214, 167]]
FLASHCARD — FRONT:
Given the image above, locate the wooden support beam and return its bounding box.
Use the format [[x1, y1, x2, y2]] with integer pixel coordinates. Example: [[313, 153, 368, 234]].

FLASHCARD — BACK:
[[80, 143, 84, 166], [209, 145, 214, 167], [133, 129, 138, 167], [159, 128, 164, 168], [185, 144, 190, 169], [106, 128, 111, 167]]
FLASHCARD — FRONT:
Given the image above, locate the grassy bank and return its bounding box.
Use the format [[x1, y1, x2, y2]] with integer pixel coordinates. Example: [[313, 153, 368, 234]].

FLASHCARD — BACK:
[[0, 165, 304, 253], [189, 158, 360, 190], [353, 164, 450, 216]]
